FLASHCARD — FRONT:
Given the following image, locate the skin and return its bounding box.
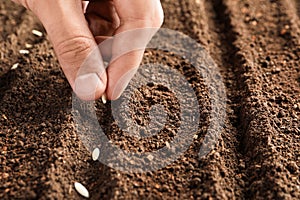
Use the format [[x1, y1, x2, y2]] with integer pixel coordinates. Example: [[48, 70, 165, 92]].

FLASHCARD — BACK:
[[11, 0, 164, 100]]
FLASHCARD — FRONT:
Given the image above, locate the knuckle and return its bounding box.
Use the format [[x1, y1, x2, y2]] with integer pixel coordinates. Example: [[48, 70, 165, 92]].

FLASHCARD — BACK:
[[55, 36, 94, 64]]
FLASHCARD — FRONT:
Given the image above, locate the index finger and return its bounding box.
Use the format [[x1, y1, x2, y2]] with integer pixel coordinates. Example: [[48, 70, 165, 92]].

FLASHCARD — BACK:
[[105, 0, 164, 100]]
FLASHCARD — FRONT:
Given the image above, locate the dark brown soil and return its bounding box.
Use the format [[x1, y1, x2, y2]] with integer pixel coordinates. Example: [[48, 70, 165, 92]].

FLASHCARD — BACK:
[[0, 0, 299, 199]]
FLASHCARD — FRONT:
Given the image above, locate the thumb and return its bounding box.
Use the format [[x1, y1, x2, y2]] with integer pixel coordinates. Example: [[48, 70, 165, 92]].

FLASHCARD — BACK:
[[32, 0, 107, 100]]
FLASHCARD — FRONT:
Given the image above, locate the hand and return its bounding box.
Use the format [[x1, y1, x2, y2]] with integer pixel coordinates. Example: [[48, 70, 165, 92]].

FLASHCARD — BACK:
[[11, 0, 164, 100]]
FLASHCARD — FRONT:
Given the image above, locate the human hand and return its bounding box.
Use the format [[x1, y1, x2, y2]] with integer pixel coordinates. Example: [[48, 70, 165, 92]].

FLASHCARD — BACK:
[[11, 0, 164, 100]]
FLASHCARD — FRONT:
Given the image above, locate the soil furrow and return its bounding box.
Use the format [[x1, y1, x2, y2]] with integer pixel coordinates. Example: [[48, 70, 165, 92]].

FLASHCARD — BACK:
[[161, 0, 246, 198], [223, 0, 300, 199], [201, 0, 250, 198]]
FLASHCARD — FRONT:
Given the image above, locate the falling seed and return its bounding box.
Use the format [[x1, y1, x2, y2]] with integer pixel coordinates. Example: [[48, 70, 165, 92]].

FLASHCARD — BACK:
[[19, 49, 29, 54], [11, 63, 19, 70], [103, 61, 109, 68], [74, 182, 89, 198], [101, 94, 107, 104], [32, 29, 43, 37], [92, 148, 100, 161]]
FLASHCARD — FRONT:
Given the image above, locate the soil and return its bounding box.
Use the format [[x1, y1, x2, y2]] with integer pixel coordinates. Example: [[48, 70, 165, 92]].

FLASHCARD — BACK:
[[0, 0, 299, 199]]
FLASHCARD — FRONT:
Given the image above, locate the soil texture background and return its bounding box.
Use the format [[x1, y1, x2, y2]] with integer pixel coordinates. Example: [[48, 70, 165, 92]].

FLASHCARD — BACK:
[[0, 0, 299, 199]]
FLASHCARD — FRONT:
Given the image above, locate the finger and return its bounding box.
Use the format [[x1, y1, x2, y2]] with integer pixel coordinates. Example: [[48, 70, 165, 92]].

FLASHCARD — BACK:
[[85, 0, 120, 36], [107, 28, 157, 100], [95, 36, 113, 62], [31, 0, 107, 100], [106, 0, 164, 100], [85, 0, 118, 61]]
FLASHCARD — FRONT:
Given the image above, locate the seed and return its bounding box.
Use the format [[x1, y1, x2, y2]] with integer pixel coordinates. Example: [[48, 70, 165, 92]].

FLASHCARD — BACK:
[[2, 114, 7, 120], [74, 182, 89, 198], [92, 148, 100, 161], [2, 172, 9, 179], [103, 61, 109, 68], [32, 29, 43, 37], [25, 43, 33, 48], [19, 50, 29, 54], [147, 154, 154, 161], [101, 94, 107, 104], [165, 141, 170, 148], [11, 63, 19, 70]]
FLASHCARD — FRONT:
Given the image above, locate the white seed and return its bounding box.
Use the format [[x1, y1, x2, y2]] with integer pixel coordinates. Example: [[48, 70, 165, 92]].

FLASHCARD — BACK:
[[101, 94, 107, 104], [25, 43, 33, 48], [74, 182, 89, 198], [193, 134, 198, 139], [19, 49, 29, 54], [92, 148, 100, 161], [103, 61, 109, 68], [165, 141, 170, 149], [11, 63, 19, 70], [147, 154, 154, 161], [32, 29, 43, 37]]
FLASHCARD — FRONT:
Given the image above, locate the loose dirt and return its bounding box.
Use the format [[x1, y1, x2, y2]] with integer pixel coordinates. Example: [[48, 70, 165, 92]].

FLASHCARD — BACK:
[[0, 0, 299, 199]]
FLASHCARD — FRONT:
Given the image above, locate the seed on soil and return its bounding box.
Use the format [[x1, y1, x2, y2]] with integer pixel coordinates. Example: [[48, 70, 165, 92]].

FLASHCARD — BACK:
[[25, 43, 33, 48], [2, 114, 7, 120], [74, 182, 89, 198], [147, 154, 154, 161], [11, 63, 19, 70], [19, 50, 29, 54], [2, 172, 9, 179], [101, 94, 107, 104], [166, 141, 170, 148], [32, 29, 43, 37], [92, 148, 100, 161]]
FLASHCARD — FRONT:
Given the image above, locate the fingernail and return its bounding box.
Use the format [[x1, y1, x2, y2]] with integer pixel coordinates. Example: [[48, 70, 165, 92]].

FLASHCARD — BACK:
[[75, 73, 102, 99]]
